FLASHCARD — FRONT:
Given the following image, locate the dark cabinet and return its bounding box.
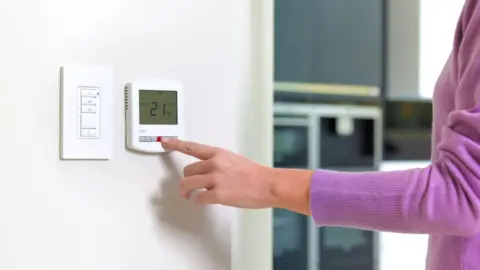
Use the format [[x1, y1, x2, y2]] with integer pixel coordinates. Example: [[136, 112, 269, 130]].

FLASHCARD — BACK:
[[275, 0, 316, 83], [319, 118, 377, 169], [274, 124, 309, 169], [274, 209, 309, 270], [275, 0, 384, 87], [383, 101, 432, 160]]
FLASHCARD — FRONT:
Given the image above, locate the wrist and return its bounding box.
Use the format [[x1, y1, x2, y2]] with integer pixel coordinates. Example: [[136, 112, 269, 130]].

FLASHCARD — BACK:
[[268, 167, 313, 215]]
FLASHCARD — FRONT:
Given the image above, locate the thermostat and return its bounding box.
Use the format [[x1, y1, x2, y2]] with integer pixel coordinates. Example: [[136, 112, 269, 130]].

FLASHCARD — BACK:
[[125, 79, 184, 153]]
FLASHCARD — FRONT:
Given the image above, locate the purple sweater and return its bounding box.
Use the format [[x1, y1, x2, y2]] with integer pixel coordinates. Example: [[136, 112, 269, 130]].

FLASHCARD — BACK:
[[310, 1, 480, 269]]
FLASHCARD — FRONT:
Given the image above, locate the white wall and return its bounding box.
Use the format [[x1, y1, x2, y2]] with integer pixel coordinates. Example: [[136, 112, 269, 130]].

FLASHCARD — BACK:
[[387, 0, 464, 100], [419, 0, 465, 99], [379, 161, 431, 270], [0, 1, 273, 270]]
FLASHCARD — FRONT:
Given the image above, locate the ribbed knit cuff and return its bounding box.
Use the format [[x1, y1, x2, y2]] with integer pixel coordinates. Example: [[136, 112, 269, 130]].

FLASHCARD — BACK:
[[309, 169, 414, 231]]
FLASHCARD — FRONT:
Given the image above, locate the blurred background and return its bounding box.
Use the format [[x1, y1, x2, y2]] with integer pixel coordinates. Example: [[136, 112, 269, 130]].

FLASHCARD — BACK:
[[272, 1, 464, 270], [0, 0, 467, 269]]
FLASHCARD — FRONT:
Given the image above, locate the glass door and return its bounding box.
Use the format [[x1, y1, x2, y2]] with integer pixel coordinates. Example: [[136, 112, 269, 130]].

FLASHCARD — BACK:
[[319, 227, 375, 270]]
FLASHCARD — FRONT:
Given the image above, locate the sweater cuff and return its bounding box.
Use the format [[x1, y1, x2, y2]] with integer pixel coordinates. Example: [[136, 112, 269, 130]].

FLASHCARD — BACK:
[[309, 169, 410, 229]]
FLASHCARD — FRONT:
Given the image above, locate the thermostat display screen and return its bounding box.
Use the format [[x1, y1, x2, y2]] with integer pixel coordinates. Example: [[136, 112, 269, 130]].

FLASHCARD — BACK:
[[139, 90, 178, 125]]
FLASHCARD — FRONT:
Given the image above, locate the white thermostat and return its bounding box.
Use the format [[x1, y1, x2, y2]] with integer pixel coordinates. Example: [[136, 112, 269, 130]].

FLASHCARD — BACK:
[[125, 79, 184, 153]]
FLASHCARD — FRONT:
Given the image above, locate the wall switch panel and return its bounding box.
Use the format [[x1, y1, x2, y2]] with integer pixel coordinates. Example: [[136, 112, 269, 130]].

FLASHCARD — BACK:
[[60, 66, 113, 160]]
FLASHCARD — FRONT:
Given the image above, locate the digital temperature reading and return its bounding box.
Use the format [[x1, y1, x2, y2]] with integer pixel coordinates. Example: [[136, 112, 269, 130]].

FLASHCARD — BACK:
[[139, 90, 178, 125], [125, 80, 184, 153]]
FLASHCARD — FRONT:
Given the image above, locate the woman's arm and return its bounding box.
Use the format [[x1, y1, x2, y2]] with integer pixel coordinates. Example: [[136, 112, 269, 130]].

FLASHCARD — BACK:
[[309, 162, 480, 236]]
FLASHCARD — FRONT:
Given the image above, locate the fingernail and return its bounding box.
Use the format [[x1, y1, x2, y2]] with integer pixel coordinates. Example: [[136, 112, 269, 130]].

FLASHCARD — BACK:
[[161, 137, 170, 143]]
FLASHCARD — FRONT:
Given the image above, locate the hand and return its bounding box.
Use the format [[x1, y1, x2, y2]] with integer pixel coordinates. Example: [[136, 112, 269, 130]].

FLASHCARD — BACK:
[[161, 137, 277, 209]]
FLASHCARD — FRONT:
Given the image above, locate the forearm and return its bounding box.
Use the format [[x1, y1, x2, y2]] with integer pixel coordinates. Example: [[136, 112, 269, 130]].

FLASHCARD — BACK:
[[310, 161, 480, 236], [269, 168, 313, 216]]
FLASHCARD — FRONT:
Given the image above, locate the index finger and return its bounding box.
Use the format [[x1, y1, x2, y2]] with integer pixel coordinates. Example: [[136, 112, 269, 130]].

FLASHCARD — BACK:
[[161, 137, 217, 160]]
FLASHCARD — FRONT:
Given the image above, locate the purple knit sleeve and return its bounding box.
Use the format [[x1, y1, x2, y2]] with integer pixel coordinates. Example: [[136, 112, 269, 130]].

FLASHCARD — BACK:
[[310, 128, 480, 237]]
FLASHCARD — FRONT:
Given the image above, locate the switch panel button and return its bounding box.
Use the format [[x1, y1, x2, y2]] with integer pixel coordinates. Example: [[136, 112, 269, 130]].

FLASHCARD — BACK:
[[82, 97, 97, 105], [81, 129, 90, 137], [81, 113, 97, 129], [81, 105, 97, 113], [80, 128, 98, 138], [81, 89, 98, 97]]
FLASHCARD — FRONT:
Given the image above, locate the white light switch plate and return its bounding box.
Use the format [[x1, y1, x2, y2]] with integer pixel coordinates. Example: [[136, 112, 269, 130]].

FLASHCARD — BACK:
[[60, 66, 114, 160]]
